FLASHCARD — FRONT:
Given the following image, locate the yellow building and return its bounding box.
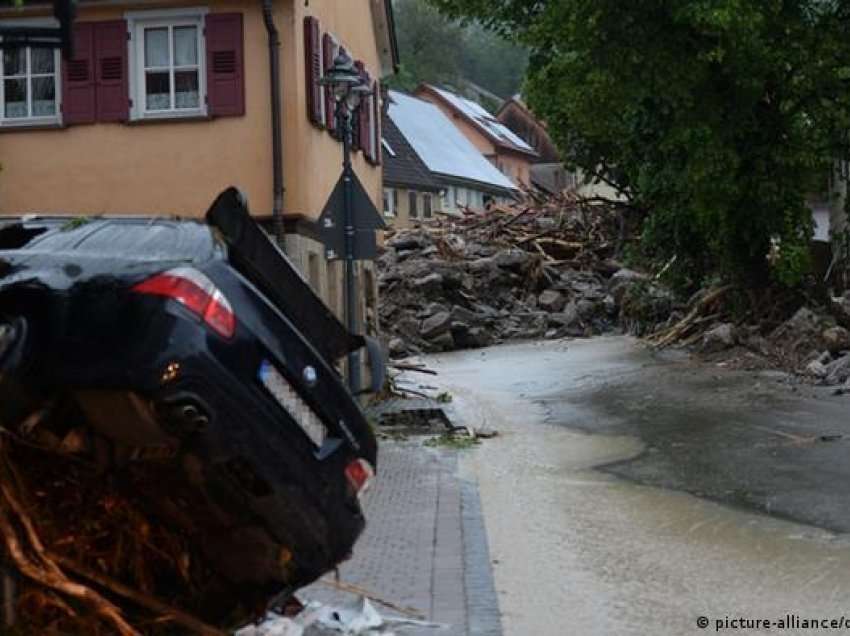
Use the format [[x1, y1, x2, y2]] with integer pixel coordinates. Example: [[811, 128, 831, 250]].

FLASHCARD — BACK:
[[0, 0, 397, 321]]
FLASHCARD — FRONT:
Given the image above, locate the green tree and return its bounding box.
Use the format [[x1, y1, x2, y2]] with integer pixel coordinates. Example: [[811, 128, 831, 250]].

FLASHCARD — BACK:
[[388, 0, 528, 100], [428, 0, 850, 288]]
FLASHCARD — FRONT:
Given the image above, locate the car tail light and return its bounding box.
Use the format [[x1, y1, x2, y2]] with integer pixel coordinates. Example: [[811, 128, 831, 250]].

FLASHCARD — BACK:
[[132, 267, 236, 339], [345, 459, 375, 498]]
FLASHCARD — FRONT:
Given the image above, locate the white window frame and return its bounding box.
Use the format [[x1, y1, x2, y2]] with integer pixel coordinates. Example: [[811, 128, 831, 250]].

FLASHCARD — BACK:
[[443, 186, 455, 212], [0, 18, 62, 127], [383, 188, 395, 218], [126, 7, 209, 121]]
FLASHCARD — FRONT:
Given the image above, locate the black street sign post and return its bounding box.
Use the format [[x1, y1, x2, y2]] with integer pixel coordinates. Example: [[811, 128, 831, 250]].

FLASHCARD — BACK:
[[318, 172, 386, 261], [316, 135, 386, 394]]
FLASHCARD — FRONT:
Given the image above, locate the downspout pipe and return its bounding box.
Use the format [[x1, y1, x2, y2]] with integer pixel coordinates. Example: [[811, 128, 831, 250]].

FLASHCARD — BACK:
[[262, 0, 285, 244]]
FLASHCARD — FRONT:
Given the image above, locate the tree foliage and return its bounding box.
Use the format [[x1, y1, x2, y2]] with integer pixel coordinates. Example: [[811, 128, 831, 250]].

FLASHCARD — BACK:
[[428, 0, 850, 288], [388, 0, 528, 99]]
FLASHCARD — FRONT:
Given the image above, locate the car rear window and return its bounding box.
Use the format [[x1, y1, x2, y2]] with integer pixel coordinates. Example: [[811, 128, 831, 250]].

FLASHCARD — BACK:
[[26, 220, 216, 261], [0, 224, 48, 249]]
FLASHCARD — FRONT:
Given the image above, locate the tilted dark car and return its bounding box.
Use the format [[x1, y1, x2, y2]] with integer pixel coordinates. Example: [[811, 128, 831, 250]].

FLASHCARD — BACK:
[[0, 188, 382, 621]]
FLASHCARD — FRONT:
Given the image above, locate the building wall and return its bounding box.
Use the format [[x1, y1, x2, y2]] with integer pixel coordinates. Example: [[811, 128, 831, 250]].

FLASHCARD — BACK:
[[0, 0, 384, 220], [0, 0, 274, 216], [494, 153, 532, 189], [383, 185, 438, 229], [0, 0, 390, 358], [284, 0, 383, 220]]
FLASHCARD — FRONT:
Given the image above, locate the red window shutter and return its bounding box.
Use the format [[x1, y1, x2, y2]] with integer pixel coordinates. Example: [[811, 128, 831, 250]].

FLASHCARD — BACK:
[[94, 20, 129, 122], [352, 61, 367, 152], [322, 33, 338, 133], [206, 13, 245, 117], [371, 80, 382, 165], [304, 16, 323, 126], [62, 22, 96, 124]]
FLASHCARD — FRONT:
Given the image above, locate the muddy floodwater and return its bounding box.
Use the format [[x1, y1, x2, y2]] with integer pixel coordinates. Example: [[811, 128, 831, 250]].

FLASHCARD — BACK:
[[427, 337, 850, 636]]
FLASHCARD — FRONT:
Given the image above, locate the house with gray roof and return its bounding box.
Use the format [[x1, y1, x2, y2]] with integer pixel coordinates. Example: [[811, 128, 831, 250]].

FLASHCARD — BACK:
[[414, 84, 538, 189], [381, 116, 441, 228], [385, 90, 518, 220]]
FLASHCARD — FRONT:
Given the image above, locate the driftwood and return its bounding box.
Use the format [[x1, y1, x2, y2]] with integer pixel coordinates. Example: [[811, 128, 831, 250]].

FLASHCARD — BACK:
[[649, 286, 733, 348], [387, 363, 438, 376], [53, 555, 227, 636], [0, 452, 142, 636]]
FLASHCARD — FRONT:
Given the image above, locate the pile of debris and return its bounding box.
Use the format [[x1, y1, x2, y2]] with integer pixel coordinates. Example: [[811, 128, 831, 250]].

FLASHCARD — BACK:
[[0, 437, 237, 636], [646, 284, 850, 386], [378, 194, 669, 357]]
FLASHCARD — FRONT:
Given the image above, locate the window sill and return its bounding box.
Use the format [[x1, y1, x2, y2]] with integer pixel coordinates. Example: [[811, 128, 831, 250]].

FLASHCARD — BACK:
[[0, 121, 63, 133], [128, 113, 211, 126]]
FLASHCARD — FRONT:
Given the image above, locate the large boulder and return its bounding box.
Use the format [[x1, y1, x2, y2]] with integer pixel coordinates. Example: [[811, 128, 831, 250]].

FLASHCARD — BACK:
[[420, 302, 449, 318], [451, 323, 492, 349], [806, 358, 829, 379], [387, 230, 433, 252], [394, 315, 421, 341], [468, 256, 498, 275], [538, 290, 566, 313], [493, 249, 534, 272], [451, 305, 481, 325], [575, 299, 601, 320], [822, 326, 850, 354], [780, 307, 821, 335], [411, 272, 444, 295], [831, 295, 850, 329], [548, 302, 585, 337], [825, 354, 850, 385], [420, 311, 452, 340], [387, 338, 409, 359], [701, 323, 737, 354], [430, 331, 456, 351]]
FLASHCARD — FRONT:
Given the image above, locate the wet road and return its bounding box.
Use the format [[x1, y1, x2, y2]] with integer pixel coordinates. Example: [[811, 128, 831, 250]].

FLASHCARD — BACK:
[[427, 337, 850, 636]]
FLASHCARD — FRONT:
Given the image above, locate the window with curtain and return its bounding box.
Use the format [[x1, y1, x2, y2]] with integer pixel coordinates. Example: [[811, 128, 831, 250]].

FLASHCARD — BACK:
[[132, 14, 205, 117], [0, 46, 60, 124]]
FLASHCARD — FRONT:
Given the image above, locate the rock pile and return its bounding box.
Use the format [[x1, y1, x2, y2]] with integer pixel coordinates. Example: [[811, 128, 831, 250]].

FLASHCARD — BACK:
[[377, 195, 649, 357]]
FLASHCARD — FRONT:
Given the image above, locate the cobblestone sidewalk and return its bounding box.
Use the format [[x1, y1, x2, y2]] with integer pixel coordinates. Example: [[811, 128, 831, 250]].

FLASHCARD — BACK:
[[302, 442, 502, 636]]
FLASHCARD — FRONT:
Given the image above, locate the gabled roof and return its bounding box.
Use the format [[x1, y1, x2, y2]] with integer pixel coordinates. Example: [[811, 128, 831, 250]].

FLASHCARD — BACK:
[[496, 97, 561, 163], [381, 115, 441, 192], [387, 90, 517, 194], [371, 0, 400, 76], [417, 84, 538, 158]]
